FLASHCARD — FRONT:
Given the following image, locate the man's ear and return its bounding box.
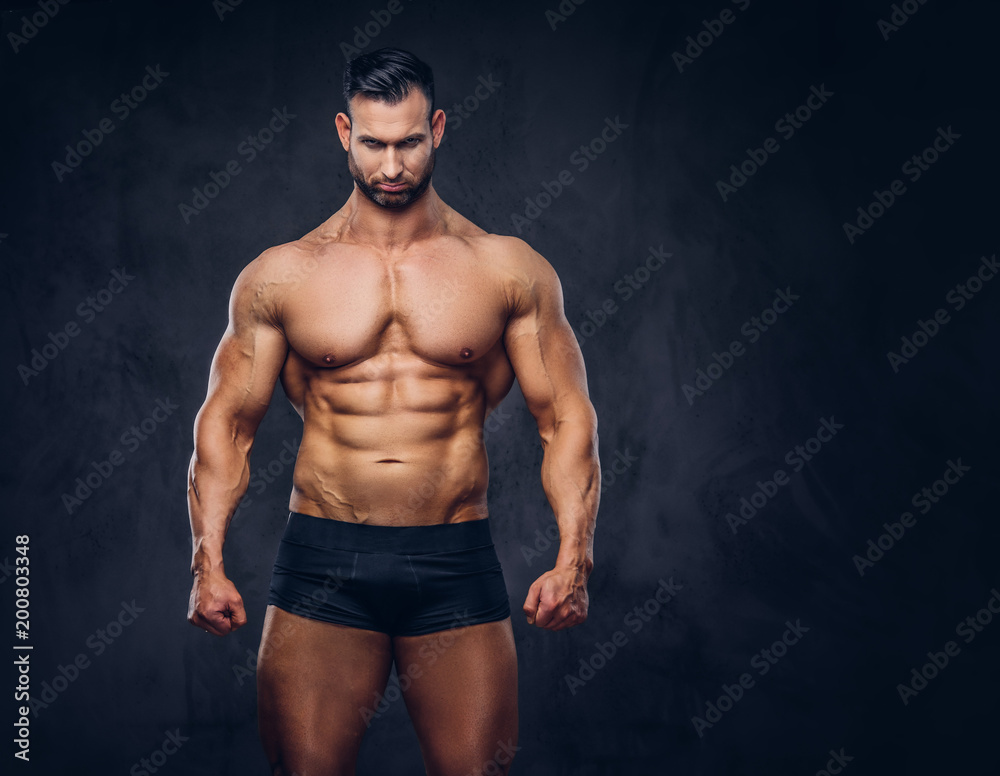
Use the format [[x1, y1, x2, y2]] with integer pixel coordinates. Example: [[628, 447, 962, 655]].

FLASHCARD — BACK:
[[430, 108, 446, 148], [335, 112, 352, 152]]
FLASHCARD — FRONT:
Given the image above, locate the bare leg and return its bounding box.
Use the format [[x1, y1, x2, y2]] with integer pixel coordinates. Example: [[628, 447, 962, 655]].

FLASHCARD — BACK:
[[257, 605, 393, 776], [393, 618, 518, 776]]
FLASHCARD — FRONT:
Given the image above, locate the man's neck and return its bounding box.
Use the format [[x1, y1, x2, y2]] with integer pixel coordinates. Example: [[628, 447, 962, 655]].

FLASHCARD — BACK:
[[341, 184, 446, 252]]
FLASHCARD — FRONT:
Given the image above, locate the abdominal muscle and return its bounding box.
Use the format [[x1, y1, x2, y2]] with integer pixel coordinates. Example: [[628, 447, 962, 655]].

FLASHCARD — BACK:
[[284, 357, 495, 526]]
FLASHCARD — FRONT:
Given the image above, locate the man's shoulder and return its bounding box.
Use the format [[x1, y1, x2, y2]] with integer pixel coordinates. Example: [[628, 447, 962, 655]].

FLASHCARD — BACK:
[[226, 240, 322, 329], [441, 206, 547, 267], [459, 232, 563, 319], [252, 238, 316, 266], [234, 236, 329, 288], [464, 231, 557, 278]]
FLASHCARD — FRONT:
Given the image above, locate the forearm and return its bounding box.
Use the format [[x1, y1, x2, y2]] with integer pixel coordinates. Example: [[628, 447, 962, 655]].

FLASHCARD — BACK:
[[539, 405, 600, 575], [187, 413, 255, 575]]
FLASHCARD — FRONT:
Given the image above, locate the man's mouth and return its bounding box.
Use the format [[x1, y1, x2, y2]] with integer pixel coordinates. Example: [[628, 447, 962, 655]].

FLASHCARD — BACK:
[[378, 182, 407, 192]]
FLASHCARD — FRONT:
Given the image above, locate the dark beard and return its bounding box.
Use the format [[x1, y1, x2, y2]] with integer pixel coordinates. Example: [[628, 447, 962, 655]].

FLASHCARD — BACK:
[[347, 144, 435, 208]]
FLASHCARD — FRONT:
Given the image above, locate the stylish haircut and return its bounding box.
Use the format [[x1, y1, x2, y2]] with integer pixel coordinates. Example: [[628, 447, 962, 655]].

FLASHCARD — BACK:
[[342, 47, 435, 121]]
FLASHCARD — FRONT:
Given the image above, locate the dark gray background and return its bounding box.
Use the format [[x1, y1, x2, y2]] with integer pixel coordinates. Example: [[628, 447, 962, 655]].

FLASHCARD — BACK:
[[4, 0, 999, 773]]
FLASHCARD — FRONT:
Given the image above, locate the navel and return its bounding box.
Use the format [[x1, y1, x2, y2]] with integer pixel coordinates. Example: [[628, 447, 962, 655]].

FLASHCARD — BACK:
[[460, 347, 473, 359]]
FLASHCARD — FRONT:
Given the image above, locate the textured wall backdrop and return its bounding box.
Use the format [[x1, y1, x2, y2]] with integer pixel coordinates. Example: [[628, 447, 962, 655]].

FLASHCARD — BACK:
[[3, 0, 999, 773]]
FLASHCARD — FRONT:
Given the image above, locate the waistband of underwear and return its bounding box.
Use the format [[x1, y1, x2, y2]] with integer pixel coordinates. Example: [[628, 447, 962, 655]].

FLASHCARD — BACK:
[[282, 511, 497, 555]]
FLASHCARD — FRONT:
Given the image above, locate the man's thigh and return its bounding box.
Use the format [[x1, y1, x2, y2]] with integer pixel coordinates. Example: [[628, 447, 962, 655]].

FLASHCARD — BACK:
[[257, 604, 393, 776], [393, 618, 518, 776]]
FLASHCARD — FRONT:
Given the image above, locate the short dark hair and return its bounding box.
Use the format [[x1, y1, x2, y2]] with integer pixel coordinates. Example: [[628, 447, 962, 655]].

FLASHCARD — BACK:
[[342, 47, 435, 120]]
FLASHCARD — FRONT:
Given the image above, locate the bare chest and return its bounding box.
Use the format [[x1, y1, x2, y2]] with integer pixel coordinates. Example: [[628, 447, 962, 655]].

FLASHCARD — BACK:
[[279, 246, 510, 368]]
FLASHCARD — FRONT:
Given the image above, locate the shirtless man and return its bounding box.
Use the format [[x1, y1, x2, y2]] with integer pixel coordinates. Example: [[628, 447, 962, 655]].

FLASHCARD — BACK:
[[186, 48, 600, 776]]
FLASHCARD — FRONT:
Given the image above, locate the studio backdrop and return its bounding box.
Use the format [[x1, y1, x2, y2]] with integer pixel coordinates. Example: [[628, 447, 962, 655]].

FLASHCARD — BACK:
[[3, 0, 999, 773]]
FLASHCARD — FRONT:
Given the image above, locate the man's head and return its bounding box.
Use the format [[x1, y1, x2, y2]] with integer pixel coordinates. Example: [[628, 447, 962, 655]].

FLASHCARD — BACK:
[[342, 47, 435, 122], [337, 48, 445, 208]]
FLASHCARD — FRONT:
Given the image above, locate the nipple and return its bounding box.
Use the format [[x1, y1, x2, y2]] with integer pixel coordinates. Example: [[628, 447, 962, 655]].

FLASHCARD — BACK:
[[322, 354, 336, 365], [460, 348, 473, 359]]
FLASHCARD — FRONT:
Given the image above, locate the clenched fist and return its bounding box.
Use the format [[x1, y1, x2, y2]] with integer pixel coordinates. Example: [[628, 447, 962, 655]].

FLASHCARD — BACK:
[[187, 570, 247, 636], [523, 566, 589, 631]]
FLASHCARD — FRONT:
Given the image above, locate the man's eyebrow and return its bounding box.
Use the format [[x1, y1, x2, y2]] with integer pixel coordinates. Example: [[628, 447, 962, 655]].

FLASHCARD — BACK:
[[355, 132, 427, 143]]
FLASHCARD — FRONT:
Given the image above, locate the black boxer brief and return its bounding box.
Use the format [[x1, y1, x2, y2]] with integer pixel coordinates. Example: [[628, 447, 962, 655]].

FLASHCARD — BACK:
[[267, 511, 511, 637]]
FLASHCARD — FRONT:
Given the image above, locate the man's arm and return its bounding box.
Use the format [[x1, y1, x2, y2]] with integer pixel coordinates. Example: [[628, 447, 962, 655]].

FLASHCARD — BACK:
[[502, 240, 601, 631], [186, 251, 289, 636]]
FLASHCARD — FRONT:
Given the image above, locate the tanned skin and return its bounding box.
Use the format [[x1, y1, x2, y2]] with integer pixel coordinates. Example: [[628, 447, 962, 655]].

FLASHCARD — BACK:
[[186, 88, 600, 776]]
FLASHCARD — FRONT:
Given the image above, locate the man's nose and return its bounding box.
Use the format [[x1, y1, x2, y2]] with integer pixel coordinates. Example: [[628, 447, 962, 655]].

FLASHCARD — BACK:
[[381, 149, 403, 179]]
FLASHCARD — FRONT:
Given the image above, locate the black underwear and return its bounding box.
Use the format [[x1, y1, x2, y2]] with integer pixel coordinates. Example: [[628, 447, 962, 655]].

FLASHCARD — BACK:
[[267, 511, 511, 637]]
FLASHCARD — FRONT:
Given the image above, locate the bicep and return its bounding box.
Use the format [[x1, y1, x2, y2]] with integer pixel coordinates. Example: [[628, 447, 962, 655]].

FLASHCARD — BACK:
[[198, 266, 289, 437], [202, 323, 287, 426], [503, 256, 594, 440]]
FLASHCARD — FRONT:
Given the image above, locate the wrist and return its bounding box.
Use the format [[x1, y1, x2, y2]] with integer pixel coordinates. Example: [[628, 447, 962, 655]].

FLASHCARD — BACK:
[[555, 553, 593, 578], [191, 545, 224, 577]]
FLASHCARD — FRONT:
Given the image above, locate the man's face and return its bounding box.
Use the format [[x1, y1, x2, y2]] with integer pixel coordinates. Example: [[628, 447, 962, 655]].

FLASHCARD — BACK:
[[339, 90, 443, 209]]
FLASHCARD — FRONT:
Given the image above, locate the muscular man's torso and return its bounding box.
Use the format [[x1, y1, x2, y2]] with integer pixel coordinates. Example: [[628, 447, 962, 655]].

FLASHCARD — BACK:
[[257, 206, 527, 526]]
